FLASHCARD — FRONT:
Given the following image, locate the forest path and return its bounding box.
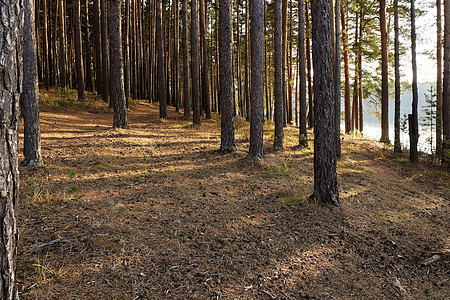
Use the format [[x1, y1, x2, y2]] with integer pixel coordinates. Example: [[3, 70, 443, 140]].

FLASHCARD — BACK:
[[17, 102, 449, 299]]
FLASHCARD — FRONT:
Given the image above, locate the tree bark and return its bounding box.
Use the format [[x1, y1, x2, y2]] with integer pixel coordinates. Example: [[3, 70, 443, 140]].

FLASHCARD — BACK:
[[311, 0, 339, 205], [380, 0, 389, 142], [93, 0, 103, 94], [124, 0, 131, 106], [109, 0, 128, 128], [174, 0, 180, 112], [0, 1, 21, 298], [59, 0, 67, 90], [410, 0, 419, 163], [75, 0, 85, 101], [200, 0, 211, 119], [182, 0, 191, 118], [436, 0, 442, 160], [219, 0, 237, 152], [23, 0, 43, 167], [101, 0, 109, 102], [273, 0, 284, 150], [84, 0, 93, 92], [305, 1, 313, 128], [442, 0, 450, 167], [341, 5, 351, 134], [248, 0, 264, 160], [334, 0, 341, 157], [192, 0, 201, 125], [156, 0, 167, 119], [298, 0, 307, 147], [394, 0, 401, 153]]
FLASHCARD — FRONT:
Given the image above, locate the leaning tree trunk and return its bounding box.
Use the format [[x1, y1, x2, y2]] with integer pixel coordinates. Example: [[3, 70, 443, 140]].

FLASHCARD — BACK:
[[298, 0, 308, 147], [110, 0, 129, 128], [410, 0, 419, 163], [219, 0, 237, 153], [273, 0, 284, 150], [311, 0, 339, 205], [0, 0, 21, 298], [74, 0, 85, 101], [380, 0, 389, 142], [248, 0, 264, 161], [23, 0, 43, 167], [182, 0, 191, 118], [442, 0, 450, 167]]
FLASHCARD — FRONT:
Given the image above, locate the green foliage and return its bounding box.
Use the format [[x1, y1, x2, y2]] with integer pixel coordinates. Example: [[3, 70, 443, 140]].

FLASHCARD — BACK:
[[67, 185, 79, 194], [40, 89, 110, 113]]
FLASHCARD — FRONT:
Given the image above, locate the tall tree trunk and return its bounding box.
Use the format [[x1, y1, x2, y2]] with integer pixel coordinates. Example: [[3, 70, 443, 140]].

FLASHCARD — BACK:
[[380, 0, 389, 142], [244, 0, 250, 121], [219, 0, 237, 152], [101, 0, 109, 102], [311, 0, 339, 205], [341, 5, 351, 134], [394, 0, 401, 153], [75, 0, 85, 101], [36, 0, 43, 83], [305, 1, 313, 128], [192, 0, 201, 125], [93, 0, 103, 94], [84, 0, 93, 91], [200, 0, 211, 119], [0, 1, 21, 298], [110, 0, 129, 128], [124, 0, 131, 106], [334, 0, 341, 157], [441, 0, 450, 167], [59, 0, 67, 90], [358, 9, 363, 133], [43, 0, 49, 88], [248, 0, 264, 160], [237, 0, 243, 116], [156, 0, 167, 119], [273, 0, 284, 150], [23, 0, 43, 167], [182, 0, 191, 117], [174, 0, 180, 112], [410, 0, 419, 163], [281, 0, 288, 126], [298, 0, 307, 147], [436, 0, 443, 160]]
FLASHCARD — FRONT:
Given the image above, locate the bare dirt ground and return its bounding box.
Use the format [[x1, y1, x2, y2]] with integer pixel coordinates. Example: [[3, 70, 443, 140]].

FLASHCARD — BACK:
[[17, 92, 449, 299]]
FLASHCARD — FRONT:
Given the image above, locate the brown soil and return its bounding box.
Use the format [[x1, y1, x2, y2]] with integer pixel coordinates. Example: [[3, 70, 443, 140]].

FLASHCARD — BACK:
[[17, 97, 449, 299]]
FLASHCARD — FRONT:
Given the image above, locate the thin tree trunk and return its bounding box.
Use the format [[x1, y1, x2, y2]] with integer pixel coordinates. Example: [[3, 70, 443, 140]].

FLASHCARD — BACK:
[[23, 0, 43, 167], [380, 0, 389, 142], [219, 0, 237, 152], [237, 0, 243, 116], [394, 0, 401, 153], [358, 8, 363, 133], [244, 0, 250, 121], [43, 0, 49, 88], [341, 5, 351, 134], [273, 0, 284, 150], [282, 0, 288, 126], [248, 0, 264, 160], [124, 0, 131, 105], [200, 0, 211, 119], [84, 0, 93, 91], [311, 0, 339, 205], [0, 0, 21, 298], [174, 0, 180, 111], [298, 0, 307, 147], [59, 0, 67, 90], [410, 0, 419, 163], [305, 1, 313, 128], [157, 0, 167, 119], [93, 0, 103, 94], [334, 0, 341, 157], [182, 0, 191, 117], [192, 0, 201, 125], [110, 0, 129, 128], [443, 0, 450, 167], [75, 0, 85, 101], [436, 0, 443, 160], [101, 0, 109, 102]]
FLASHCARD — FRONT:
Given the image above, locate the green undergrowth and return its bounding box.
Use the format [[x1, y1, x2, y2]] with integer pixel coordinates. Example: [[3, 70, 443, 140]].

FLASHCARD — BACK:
[[40, 88, 111, 113]]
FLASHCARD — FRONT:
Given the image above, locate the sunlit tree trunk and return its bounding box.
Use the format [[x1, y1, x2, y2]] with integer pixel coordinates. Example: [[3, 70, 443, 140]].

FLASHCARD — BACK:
[[305, 1, 313, 128], [75, 0, 85, 101], [394, 0, 401, 153], [298, 0, 307, 147], [192, 0, 201, 125], [200, 0, 211, 119], [341, 5, 351, 134], [380, 0, 389, 142], [248, 0, 264, 160]]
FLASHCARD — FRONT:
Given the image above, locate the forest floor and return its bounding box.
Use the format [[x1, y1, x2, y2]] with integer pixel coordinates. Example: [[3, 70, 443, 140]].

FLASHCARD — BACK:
[[17, 90, 449, 299]]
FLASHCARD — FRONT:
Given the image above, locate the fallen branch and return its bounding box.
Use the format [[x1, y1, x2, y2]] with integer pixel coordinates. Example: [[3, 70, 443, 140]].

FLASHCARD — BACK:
[[31, 236, 74, 248]]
